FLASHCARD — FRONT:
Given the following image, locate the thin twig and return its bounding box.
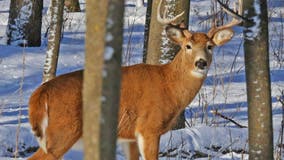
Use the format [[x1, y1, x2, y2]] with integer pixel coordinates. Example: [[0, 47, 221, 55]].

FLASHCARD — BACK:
[[215, 0, 247, 22], [14, 42, 26, 159], [276, 90, 284, 160], [211, 110, 247, 128]]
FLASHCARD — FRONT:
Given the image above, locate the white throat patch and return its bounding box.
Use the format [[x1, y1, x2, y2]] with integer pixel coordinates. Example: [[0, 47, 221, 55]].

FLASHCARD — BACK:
[[191, 69, 208, 78]]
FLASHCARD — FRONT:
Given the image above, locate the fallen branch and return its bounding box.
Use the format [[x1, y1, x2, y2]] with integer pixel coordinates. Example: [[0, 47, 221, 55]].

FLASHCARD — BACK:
[[159, 147, 248, 159], [211, 110, 247, 128]]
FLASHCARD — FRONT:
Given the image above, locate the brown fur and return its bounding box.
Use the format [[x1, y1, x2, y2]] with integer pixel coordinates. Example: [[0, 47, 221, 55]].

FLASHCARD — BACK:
[[29, 71, 83, 159], [28, 26, 234, 160]]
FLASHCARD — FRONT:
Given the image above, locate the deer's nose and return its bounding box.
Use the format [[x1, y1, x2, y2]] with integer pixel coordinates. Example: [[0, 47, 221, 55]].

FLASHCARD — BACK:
[[195, 59, 207, 70]]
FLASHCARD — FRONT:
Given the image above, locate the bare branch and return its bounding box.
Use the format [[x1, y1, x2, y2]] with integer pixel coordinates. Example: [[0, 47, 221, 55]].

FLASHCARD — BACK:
[[208, 0, 244, 37], [211, 110, 247, 128], [216, 0, 245, 21]]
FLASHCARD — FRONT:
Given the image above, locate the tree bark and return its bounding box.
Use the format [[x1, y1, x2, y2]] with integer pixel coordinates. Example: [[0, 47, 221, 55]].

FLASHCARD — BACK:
[[142, 0, 164, 64], [6, 0, 43, 46], [65, 0, 81, 12], [84, 0, 124, 160], [142, 0, 152, 63], [42, 0, 64, 83], [143, 0, 189, 64], [160, 0, 190, 63], [83, 1, 107, 159], [100, 0, 124, 159], [243, 1, 274, 159], [136, 0, 144, 7]]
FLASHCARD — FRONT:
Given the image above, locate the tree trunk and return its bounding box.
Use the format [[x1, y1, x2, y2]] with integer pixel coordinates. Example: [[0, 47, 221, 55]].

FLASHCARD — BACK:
[[6, 0, 43, 46], [142, 0, 164, 64], [136, 0, 144, 7], [243, 1, 274, 159], [143, 0, 189, 64], [160, 0, 190, 63], [42, 0, 64, 83], [142, 0, 152, 63], [83, 1, 107, 159], [100, 0, 124, 159], [65, 0, 81, 12], [83, 0, 124, 160]]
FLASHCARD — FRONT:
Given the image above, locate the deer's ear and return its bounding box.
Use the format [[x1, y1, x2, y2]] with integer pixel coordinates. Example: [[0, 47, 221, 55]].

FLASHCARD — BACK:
[[212, 28, 234, 46], [166, 25, 185, 45]]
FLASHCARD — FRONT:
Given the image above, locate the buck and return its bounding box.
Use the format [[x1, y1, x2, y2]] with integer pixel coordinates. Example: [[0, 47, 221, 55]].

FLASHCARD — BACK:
[[28, 0, 242, 159]]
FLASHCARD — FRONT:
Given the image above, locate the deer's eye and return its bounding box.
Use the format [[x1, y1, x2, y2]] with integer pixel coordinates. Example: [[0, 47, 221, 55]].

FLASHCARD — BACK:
[[186, 45, 192, 50], [207, 45, 213, 50]]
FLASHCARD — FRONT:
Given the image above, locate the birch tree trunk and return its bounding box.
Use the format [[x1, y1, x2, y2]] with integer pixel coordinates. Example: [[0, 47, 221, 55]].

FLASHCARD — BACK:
[[243, 1, 273, 159], [6, 0, 43, 46], [136, 0, 144, 7], [42, 0, 64, 83], [84, 0, 124, 160]]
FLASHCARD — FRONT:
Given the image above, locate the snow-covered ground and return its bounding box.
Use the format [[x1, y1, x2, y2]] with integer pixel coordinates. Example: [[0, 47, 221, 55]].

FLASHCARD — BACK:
[[0, 0, 283, 159]]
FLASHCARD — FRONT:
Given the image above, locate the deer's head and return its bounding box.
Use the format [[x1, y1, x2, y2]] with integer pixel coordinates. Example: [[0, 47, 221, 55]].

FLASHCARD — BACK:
[[165, 24, 234, 78], [157, 0, 243, 78]]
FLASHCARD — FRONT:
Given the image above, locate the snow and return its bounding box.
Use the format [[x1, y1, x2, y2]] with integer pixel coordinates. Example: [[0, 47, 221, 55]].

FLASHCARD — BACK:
[[104, 46, 114, 61], [0, 126, 38, 158], [0, 0, 284, 160], [106, 33, 114, 42]]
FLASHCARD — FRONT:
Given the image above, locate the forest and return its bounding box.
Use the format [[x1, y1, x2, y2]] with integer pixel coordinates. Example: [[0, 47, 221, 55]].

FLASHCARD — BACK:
[[0, 0, 283, 160]]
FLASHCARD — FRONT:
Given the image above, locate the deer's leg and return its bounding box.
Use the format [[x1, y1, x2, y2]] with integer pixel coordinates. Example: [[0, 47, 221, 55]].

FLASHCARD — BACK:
[[29, 113, 82, 159], [121, 141, 140, 160], [136, 133, 160, 160], [28, 129, 81, 160], [45, 119, 82, 159], [130, 141, 140, 160]]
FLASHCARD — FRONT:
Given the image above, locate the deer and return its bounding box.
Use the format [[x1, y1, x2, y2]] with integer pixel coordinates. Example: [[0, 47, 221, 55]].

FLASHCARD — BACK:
[[28, 0, 243, 159]]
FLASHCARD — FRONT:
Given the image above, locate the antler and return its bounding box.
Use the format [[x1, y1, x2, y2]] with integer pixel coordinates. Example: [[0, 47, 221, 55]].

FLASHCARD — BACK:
[[208, 0, 244, 37], [157, 0, 185, 25]]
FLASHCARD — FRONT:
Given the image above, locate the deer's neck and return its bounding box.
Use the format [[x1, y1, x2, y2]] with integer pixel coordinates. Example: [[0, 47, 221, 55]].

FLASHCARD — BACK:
[[163, 51, 206, 109]]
